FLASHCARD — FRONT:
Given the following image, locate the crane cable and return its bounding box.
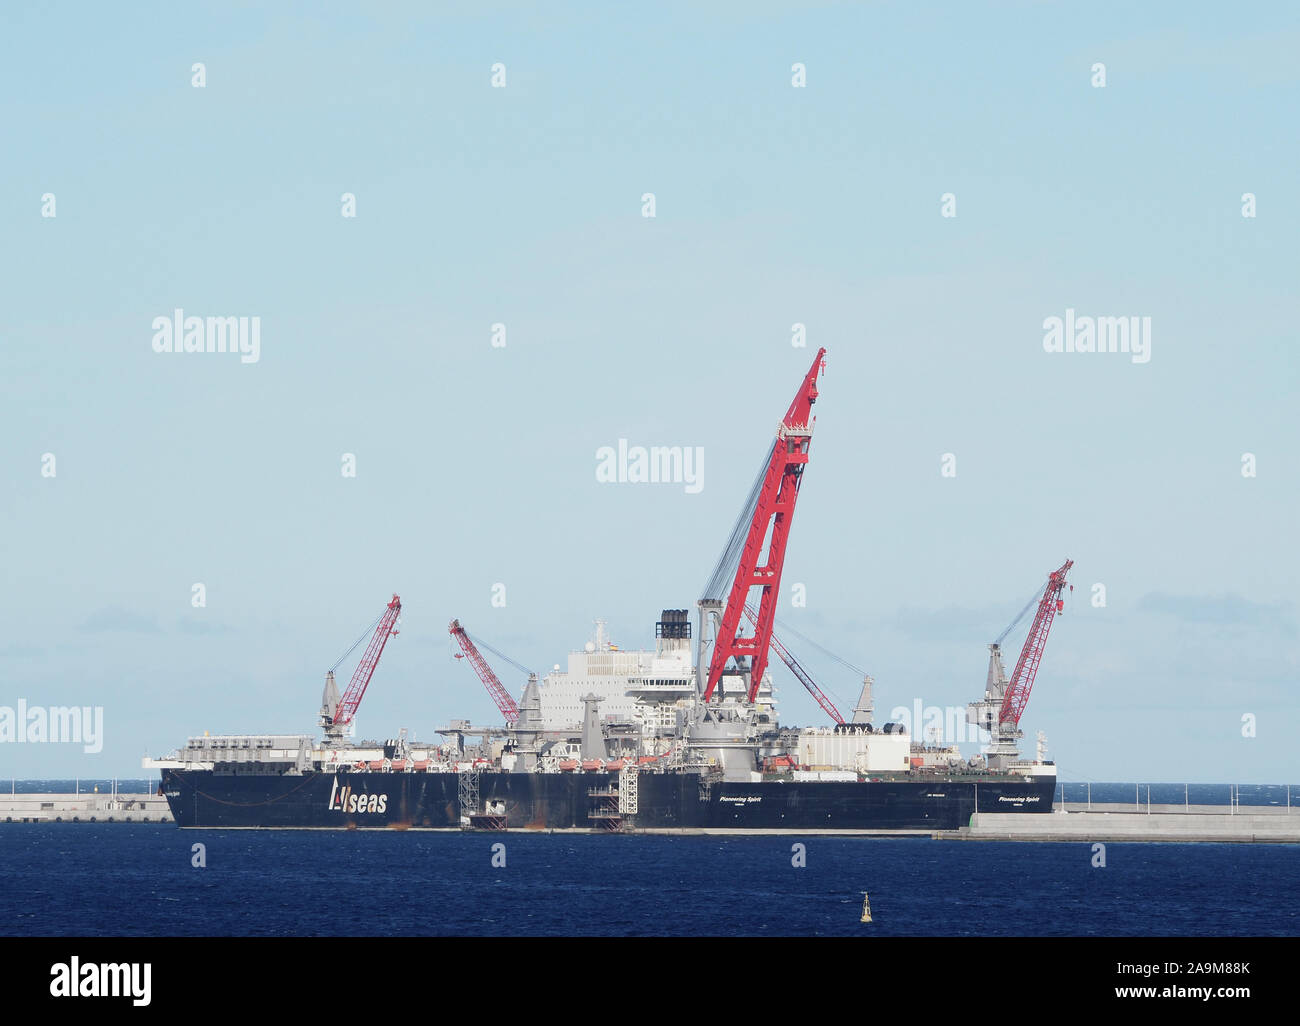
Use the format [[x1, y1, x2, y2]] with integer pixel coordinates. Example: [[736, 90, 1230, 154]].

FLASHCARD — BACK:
[[764, 615, 864, 713], [466, 631, 534, 678], [329, 611, 386, 673], [772, 615, 868, 679], [701, 441, 776, 601], [993, 580, 1049, 648]]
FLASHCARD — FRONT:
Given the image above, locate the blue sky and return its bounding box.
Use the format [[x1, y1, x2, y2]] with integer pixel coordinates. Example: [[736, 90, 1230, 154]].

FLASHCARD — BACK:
[[1, 2, 1296, 782]]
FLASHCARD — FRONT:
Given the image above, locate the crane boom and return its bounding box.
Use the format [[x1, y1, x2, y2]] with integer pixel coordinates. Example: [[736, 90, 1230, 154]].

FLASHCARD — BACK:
[[449, 619, 520, 725], [332, 594, 401, 728], [743, 603, 844, 724], [704, 348, 825, 703], [998, 560, 1073, 726]]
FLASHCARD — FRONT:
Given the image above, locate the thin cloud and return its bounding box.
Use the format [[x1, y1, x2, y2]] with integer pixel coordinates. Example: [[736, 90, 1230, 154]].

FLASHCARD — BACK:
[[889, 604, 1008, 645], [1137, 593, 1296, 636], [77, 609, 162, 634]]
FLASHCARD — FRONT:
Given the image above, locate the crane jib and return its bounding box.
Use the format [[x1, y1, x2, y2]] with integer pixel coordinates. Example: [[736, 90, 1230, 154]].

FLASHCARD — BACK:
[[334, 595, 401, 727], [449, 620, 521, 724], [703, 349, 826, 704], [998, 561, 1073, 727]]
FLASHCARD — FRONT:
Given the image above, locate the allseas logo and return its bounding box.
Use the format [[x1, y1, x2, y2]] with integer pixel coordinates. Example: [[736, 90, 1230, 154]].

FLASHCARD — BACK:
[[50, 958, 151, 1006], [328, 779, 388, 814]]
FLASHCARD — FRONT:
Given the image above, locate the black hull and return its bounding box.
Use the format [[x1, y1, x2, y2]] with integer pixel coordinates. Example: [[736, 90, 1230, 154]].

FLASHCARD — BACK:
[[160, 769, 1054, 830]]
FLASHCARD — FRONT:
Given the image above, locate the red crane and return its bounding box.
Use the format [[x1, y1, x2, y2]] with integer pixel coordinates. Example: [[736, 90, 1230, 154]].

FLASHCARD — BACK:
[[742, 603, 844, 724], [704, 348, 825, 703], [332, 594, 401, 729], [449, 619, 520, 725], [998, 560, 1073, 727]]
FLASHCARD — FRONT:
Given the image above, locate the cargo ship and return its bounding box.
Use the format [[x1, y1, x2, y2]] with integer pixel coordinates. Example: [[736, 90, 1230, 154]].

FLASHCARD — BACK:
[[146, 606, 1059, 830], [145, 348, 1066, 831]]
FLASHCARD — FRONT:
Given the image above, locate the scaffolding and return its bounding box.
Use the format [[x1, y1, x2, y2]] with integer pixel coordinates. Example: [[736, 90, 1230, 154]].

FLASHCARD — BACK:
[[698, 766, 721, 804], [588, 767, 639, 832], [458, 770, 479, 827], [619, 765, 639, 815], [459, 770, 508, 830]]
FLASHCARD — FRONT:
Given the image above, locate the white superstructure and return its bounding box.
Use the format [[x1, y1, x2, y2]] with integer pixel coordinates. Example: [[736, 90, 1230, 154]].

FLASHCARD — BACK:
[[534, 615, 777, 735], [796, 726, 911, 773]]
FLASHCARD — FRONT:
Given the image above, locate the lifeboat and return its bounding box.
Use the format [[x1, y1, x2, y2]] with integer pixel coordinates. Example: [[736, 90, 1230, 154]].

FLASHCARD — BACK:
[[390, 759, 406, 771], [557, 759, 578, 771], [605, 759, 626, 771], [581, 759, 604, 772], [412, 760, 430, 771], [368, 760, 385, 771]]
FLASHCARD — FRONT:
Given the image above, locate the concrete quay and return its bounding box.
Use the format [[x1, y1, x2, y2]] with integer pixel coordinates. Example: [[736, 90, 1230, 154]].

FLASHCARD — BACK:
[[0, 792, 173, 824], [939, 806, 1300, 843]]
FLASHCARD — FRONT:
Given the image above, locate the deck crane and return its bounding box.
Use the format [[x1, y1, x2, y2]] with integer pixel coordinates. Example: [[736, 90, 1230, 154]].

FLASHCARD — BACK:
[[319, 594, 401, 742], [700, 348, 826, 704], [742, 603, 844, 724], [448, 619, 521, 726], [966, 560, 1073, 769]]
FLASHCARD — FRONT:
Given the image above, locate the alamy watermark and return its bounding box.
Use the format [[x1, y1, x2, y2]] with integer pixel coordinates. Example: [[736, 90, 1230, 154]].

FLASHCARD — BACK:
[[151, 308, 260, 364], [1042, 308, 1151, 364], [889, 699, 983, 745], [50, 958, 150, 1006], [595, 440, 704, 494], [0, 700, 103, 753]]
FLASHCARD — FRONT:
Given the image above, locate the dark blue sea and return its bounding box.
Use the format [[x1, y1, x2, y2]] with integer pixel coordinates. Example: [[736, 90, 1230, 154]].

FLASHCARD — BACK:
[[2, 825, 1297, 936]]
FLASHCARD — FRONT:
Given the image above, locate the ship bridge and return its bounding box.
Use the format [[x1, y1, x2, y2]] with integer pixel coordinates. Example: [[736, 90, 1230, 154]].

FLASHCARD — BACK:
[[625, 677, 695, 694]]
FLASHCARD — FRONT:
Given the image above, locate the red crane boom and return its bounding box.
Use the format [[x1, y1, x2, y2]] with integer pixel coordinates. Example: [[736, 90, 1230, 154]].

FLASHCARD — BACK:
[[449, 619, 520, 725], [742, 603, 844, 724], [998, 560, 1073, 726], [333, 594, 401, 727], [704, 348, 826, 703]]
